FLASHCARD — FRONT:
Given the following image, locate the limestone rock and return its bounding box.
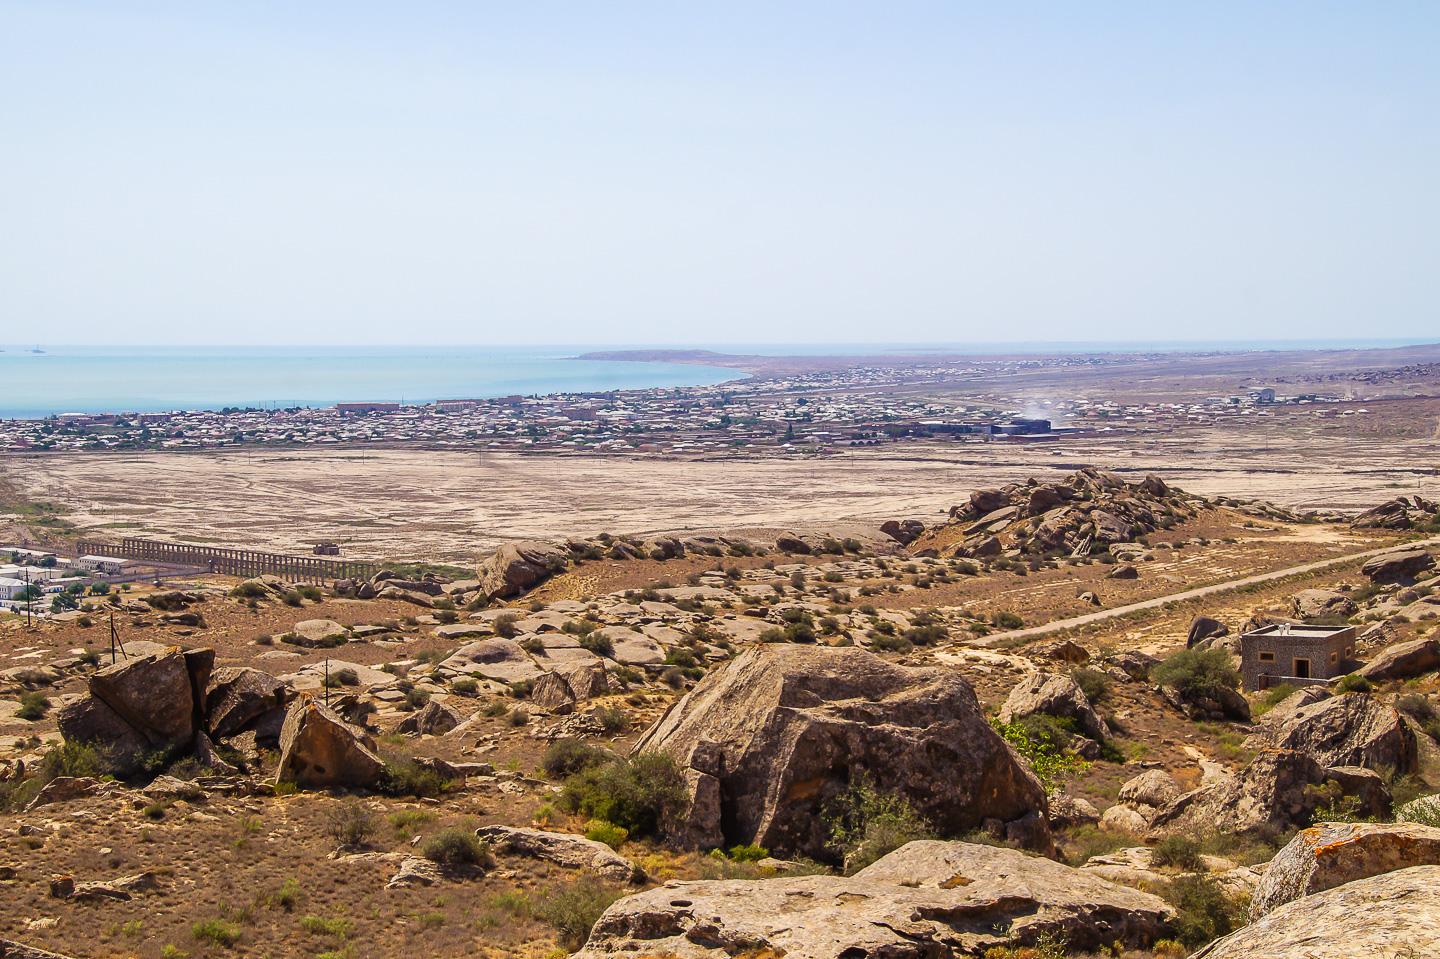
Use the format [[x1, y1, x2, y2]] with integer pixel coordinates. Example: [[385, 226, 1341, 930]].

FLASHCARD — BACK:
[[476, 541, 568, 599], [1291, 589, 1356, 620], [275, 701, 385, 789], [1262, 693, 1415, 773], [573, 840, 1173, 959], [1361, 547, 1436, 584], [288, 619, 350, 647], [1250, 821, 1440, 919], [633, 645, 1050, 859], [394, 699, 461, 736], [1187, 615, 1229, 647], [438, 639, 543, 684], [1193, 865, 1440, 958], [476, 825, 639, 882], [1357, 636, 1440, 682], [998, 671, 1110, 742], [205, 666, 289, 739], [1150, 750, 1390, 836]]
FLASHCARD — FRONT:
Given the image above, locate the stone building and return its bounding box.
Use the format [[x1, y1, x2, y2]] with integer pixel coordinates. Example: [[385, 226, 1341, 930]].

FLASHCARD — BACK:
[[1240, 622, 1357, 691]]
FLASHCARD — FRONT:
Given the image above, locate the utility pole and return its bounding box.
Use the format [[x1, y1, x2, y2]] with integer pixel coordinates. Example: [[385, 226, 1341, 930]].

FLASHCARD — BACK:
[[23, 566, 31, 628]]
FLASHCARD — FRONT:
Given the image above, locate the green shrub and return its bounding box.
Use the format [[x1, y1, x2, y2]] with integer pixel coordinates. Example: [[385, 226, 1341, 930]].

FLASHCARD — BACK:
[[1335, 673, 1373, 694], [584, 819, 629, 850], [990, 611, 1024, 629], [1153, 647, 1240, 700], [421, 828, 491, 867], [493, 613, 520, 638], [1151, 835, 1204, 871], [299, 915, 353, 938], [543, 738, 611, 779], [989, 716, 1087, 795], [192, 919, 242, 948], [16, 691, 50, 721], [869, 632, 912, 653], [324, 802, 377, 847], [1070, 667, 1110, 703], [1396, 796, 1440, 827], [726, 843, 769, 862], [269, 878, 303, 911], [1253, 683, 1299, 716], [1161, 874, 1244, 947], [823, 775, 934, 873], [534, 877, 624, 950], [451, 677, 478, 697], [380, 756, 456, 798], [560, 753, 689, 839]]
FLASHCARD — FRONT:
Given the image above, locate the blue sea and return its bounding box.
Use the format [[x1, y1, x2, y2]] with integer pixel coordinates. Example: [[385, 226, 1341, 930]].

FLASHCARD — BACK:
[[0, 346, 743, 420], [0, 338, 1433, 420]]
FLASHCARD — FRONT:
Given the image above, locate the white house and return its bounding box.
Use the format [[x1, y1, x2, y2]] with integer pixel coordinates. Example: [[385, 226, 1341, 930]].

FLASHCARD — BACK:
[[76, 555, 130, 575]]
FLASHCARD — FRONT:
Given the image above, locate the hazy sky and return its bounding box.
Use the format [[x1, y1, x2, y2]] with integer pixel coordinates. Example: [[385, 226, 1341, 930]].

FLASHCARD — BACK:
[[2, 2, 1437, 346]]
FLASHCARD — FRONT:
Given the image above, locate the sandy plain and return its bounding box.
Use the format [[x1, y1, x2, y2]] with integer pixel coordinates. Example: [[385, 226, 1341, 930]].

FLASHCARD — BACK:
[[4, 409, 1436, 564]]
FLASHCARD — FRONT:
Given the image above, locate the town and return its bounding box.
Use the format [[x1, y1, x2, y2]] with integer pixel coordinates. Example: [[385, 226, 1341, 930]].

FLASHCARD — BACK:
[[0, 357, 1339, 457]]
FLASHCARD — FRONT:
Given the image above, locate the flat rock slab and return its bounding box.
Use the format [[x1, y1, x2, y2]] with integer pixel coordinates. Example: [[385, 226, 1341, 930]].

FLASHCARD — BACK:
[[476, 825, 639, 882]]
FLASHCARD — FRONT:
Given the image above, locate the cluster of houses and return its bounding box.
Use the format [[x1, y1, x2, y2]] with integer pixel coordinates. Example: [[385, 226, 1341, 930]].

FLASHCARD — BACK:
[[0, 547, 128, 613], [0, 362, 1098, 456]]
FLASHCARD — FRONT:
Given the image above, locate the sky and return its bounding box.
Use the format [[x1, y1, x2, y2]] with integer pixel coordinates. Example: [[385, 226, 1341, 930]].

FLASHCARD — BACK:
[[1, 2, 1437, 347]]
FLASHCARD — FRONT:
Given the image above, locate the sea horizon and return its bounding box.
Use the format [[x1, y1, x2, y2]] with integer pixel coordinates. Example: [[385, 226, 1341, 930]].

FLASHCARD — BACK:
[[1, 338, 1436, 420]]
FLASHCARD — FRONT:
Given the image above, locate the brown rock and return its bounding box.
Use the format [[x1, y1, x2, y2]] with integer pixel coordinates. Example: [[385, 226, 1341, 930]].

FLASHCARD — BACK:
[[1262, 693, 1416, 773], [634, 645, 1051, 860], [1250, 820, 1440, 919], [573, 840, 1174, 959], [205, 666, 289, 739], [476, 541, 569, 599], [1357, 636, 1440, 682], [275, 701, 385, 789]]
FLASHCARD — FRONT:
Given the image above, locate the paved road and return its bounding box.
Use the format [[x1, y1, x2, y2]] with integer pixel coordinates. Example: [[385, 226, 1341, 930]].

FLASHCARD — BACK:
[[967, 536, 1440, 648]]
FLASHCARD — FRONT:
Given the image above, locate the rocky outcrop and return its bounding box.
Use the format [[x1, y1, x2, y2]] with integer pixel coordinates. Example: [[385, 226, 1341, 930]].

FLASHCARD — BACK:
[[998, 671, 1110, 742], [476, 541, 569, 599], [1187, 615, 1229, 647], [275, 701, 386, 789], [1361, 547, 1436, 583], [573, 840, 1174, 959], [530, 663, 609, 714], [1352, 495, 1439, 531], [1194, 865, 1440, 958], [394, 699, 461, 736], [1261, 693, 1416, 773], [1357, 636, 1440, 682], [1149, 750, 1390, 837], [1290, 589, 1356, 620], [1250, 821, 1440, 919], [879, 519, 925, 545], [56, 648, 213, 772], [205, 666, 290, 739], [634, 645, 1050, 860], [475, 825, 639, 882]]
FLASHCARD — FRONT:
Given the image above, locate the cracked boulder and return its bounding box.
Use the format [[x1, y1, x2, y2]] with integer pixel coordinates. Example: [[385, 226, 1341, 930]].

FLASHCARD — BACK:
[[573, 840, 1173, 959], [634, 645, 1051, 860]]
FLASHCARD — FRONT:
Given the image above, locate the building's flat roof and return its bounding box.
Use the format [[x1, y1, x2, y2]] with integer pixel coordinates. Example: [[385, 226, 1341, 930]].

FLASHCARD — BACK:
[[1244, 622, 1353, 640]]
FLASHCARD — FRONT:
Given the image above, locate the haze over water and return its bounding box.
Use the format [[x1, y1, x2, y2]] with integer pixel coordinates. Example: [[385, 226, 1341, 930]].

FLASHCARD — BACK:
[[0, 346, 740, 420]]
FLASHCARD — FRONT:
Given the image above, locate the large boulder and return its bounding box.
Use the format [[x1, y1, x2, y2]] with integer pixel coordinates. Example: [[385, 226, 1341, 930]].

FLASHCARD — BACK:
[[275, 701, 386, 789], [1262, 693, 1416, 773], [573, 840, 1174, 959], [1250, 821, 1440, 919], [998, 671, 1110, 742], [57, 648, 213, 771], [476, 825, 639, 883], [1290, 588, 1356, 620], [477, 541, 569, 599], [1149, 750, 1390, 837], [394, 699, 461, 736], [1360, 547, 1436, 584], [1357, 636, 1440, 682], [1185, 616, 1229, 648], [633, 645, 1050, 860], [205, 667, 290, 739], [1193, 865, 1440, 958]]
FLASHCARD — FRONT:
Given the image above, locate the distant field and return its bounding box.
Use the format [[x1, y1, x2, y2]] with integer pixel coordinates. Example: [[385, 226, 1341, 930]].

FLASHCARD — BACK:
[[4, 415, 1437, 563]]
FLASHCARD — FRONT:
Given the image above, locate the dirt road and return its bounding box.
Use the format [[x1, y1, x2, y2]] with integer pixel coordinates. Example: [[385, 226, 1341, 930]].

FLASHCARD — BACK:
[[969, 536, 1440, 648]]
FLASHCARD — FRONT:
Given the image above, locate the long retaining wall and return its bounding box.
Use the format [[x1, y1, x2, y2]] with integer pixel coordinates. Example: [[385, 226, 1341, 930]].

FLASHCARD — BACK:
[[75, 537, 377, 584]]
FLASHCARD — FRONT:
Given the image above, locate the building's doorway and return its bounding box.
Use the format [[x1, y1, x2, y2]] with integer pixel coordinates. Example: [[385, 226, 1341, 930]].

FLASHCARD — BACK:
[[1294, 658, 1311, 679]]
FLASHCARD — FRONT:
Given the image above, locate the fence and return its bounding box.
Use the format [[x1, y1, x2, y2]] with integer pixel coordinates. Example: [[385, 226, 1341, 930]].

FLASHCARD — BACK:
[[75, 537, 378, 584]]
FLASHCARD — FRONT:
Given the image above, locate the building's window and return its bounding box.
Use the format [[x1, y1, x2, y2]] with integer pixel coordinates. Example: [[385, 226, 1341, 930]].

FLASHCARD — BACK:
[[1329, 652, 1338, 664], [1258, 651, 1275, 662]]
